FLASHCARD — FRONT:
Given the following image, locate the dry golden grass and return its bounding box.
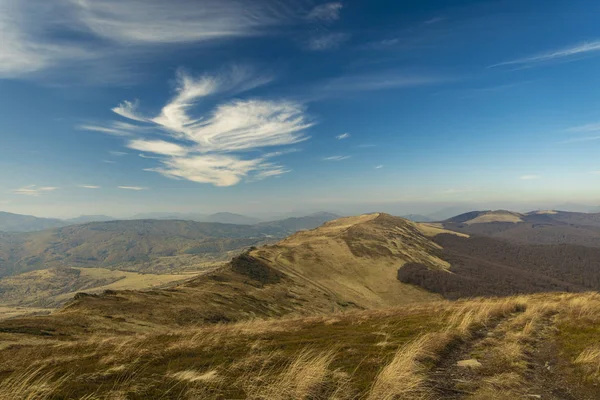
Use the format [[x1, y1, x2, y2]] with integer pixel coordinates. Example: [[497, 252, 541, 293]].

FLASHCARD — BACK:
[[464, 211, 523, 225], [0, 366, 70, 400], [574, 347, 600, 379], [2, 294, 600, 399], [367, 335, 433, 400], [243, 349, 337, 400], [0, 267, 196, 309]]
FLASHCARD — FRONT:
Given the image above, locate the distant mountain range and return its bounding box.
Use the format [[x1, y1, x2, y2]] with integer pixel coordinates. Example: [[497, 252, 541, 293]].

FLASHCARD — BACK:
[[0, 212, 341, 279], [0, 210, 340, 233], [0, 212, 65, 232]]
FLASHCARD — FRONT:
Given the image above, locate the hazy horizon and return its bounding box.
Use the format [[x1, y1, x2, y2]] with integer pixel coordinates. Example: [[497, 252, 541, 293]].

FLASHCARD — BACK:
[[3, 199, 599, 220]]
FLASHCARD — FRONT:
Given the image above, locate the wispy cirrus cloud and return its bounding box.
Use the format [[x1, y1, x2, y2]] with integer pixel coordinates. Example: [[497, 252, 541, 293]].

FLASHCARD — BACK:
[[83, 67, 313, 187], [12, 185, 58, 196], [0, 0, 307, 80], [375, 165, 384, 169], [306, 32, 350, 51], [307, 2, 343, 22], [109, 151, 128, 156], [424, 17, 445, 25], [79, 185, 100, 189], [520, 175, 540, 180], [118, 186, 147, 191], [336, 133, 350, 140], [323, 155, 350, 161], [560, 136, 600, 144], [566, 122, 600, 133], [491, 40, 600, 68]]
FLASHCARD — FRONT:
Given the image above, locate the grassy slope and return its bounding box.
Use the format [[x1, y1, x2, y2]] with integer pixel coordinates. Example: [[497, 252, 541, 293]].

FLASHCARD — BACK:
[[1, 294, 599, 399], [251, 214, 446, 309]]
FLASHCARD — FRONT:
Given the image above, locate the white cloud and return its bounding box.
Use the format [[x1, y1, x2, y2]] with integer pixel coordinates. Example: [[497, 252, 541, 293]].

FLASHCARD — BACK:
[[323, 155, 350, 161], [79, 185, 100, 189], [0, 0, 305, 79], [491, 40, 600, 68], [307, 2, 343, 22], [83, 69, 313, 187], [118, 186, 147, 191], [109, 151, 128, 156], [147, 154, 285, 186], [520, 175, 540, 180], [307, 32, 350, 51], [102, 159, 117, 164], [375, 165, 383, 169], [127, 139, 188, 156], [12, 185, 58, 196], [336, 133, 350, 140]]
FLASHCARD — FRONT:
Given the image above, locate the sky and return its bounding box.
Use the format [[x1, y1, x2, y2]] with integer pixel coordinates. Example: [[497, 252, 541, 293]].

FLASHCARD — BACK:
[[2, 0, 600, 218]]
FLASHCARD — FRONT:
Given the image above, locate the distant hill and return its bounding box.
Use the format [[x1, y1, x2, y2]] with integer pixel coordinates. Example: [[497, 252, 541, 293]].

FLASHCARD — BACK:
[[398, 233, 600, 299], [0, 211, 66, 232], [255, 212, 341, 234], [204, 212, 261, 225], [426, 206, 478, 221], [440, 209, 600, 247], [65, 215, 116, 224], [402, 214, 433, 222], [0, 220, 274, 278], [0, 214, 346, 280], [129, 212, 208, 221]]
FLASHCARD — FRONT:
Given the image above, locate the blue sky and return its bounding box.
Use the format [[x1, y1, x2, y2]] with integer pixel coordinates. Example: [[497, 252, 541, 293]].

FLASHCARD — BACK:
[[2, 0, 600, 218]]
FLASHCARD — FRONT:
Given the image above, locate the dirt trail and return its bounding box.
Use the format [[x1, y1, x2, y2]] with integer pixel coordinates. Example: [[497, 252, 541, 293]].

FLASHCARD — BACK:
[[427, 310, 583, 400], [427, 312, 521, 399]]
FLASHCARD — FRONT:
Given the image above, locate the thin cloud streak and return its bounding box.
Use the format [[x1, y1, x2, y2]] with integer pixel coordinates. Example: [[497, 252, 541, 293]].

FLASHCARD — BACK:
[[79, 185, 100, 189], [560, 136, 600, 144], [323, 155, 350, 161], [323, 71, 451, 93], [491, 40, 600, 68], [336, 133, 350, 140], [118, 186, 148, 191], [520, 175, 540, 180], [567, 123, 600, 133], [12, 185, 58, 196]]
